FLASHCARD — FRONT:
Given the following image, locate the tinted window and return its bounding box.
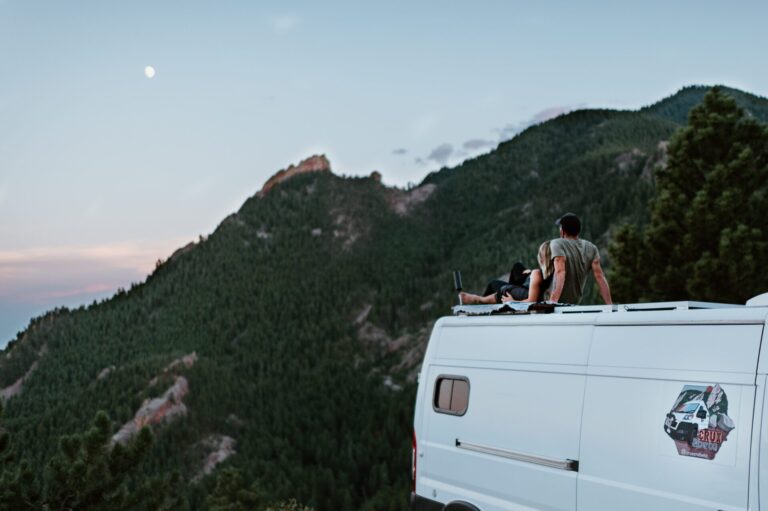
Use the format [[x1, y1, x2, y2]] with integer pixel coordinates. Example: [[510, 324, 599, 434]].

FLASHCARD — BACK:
[[450, 380, 469, 414], [437, 379, 453, 410], [433, 376, 469, 416]]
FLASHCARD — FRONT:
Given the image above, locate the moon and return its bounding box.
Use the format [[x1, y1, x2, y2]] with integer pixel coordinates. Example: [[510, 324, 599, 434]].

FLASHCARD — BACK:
[[144, 66, 156, 79]]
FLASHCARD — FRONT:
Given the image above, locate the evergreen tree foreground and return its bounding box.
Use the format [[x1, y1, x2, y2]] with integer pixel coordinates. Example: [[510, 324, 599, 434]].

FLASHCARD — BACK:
[[610, 87, 768, 303], [0, 403, 184, 511]]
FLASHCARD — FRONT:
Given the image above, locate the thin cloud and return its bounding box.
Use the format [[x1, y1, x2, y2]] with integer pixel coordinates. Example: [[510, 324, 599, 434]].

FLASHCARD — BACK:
[[426, 143, 454, 166], [497, 105, 575, 141], [410, 106, 578, 171], [462, 139, 495, 151], [392, 148, 408, 155]]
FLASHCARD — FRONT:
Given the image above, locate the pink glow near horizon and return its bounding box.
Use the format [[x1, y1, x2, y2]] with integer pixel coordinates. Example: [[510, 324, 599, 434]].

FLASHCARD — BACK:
[[0, 238, 192, 304]]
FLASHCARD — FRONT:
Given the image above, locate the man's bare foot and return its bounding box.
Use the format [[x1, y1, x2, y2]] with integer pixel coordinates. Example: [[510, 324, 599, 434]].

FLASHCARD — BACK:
[[459, 292, 481, 305]]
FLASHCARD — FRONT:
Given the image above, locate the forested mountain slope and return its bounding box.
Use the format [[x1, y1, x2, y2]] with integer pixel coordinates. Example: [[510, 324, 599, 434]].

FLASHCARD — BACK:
[[1, 85, 766, 510]]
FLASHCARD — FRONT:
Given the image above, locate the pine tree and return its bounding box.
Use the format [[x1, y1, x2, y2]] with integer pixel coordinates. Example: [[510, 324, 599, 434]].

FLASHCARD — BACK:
[[207, 468, 267, 511], [207, 469, 316, 511], [0, 408, 184, 511], [610, 87, 768, 303]]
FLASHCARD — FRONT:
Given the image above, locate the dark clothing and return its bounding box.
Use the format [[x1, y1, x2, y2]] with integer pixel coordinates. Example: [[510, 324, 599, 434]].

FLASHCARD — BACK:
[[483, 279, 529, 302], [508, 262, 528, 287], [483, 267, 554, 303], [482, 262, 529, 302]]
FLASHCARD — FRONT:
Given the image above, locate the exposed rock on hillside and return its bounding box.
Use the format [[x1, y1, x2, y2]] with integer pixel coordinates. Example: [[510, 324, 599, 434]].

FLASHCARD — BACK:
[[221, 213, 247, 229], [113, 353, 197, 443], [164, 352, 198, 372], [258, 154, 332, 197], [642, 141, 670, 180], [614, 148, 645, 174], [112, 376, 190, 445], [97, 365, 116, 381], [169, 241, 197, 262], [1, 361, 38, 400], [193, 435, 236, 482], [149, 352, 197, 386], [388, 184, 437, 215], [1, 343, 47, 400], [331, 211, 360, 249]]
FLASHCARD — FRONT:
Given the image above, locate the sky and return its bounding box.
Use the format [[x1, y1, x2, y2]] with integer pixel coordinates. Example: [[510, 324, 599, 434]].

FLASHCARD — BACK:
[[1, 0, 767, 347]]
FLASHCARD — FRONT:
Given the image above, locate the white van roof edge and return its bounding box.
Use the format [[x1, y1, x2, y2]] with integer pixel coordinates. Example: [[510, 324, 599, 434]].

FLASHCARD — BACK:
[[746, 292, 768, 306], [453, 299, 752, 317], [616, 301, 741, 312]]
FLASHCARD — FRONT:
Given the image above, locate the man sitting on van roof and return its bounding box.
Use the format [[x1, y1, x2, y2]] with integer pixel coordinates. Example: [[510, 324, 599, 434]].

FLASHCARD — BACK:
[[550, 213, 612, 305]]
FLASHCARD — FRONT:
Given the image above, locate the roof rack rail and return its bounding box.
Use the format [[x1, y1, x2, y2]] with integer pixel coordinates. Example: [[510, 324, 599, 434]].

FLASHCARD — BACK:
[[617, 301, 741, 312], [451, 300, 743, 316]]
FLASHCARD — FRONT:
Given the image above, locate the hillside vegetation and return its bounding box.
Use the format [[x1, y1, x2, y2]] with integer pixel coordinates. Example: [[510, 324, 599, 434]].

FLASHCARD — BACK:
[[1, 85, 767, 510]]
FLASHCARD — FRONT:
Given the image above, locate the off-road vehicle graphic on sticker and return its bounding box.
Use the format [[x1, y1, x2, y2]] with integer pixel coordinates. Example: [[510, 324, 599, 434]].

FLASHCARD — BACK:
[[664, 384, 735, 460]]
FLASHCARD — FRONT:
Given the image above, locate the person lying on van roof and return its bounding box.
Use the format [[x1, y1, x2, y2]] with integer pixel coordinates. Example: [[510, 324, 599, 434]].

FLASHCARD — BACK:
[[460, 242, 554, 304], [550, 213, 612, 304], [478, 261, 530, 303]]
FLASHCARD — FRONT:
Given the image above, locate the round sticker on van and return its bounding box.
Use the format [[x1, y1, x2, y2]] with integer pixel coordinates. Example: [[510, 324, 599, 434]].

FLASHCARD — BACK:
[[663, 384, 734, 460]]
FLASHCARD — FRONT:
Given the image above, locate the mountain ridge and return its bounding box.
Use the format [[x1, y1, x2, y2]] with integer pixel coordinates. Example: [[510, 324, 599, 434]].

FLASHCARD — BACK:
[[3, 84, 767, 510]]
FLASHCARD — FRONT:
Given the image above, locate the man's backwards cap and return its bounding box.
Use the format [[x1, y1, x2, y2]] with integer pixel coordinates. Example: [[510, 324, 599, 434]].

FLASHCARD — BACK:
[[555, 212, 581, 235]]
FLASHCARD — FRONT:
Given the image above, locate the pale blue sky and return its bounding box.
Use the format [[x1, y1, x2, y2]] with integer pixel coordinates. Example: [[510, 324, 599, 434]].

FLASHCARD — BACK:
[[1, 0, 767, 346]]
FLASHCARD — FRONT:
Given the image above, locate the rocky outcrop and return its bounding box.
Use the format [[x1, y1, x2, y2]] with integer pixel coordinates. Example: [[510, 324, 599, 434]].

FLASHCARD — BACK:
[[112, 376, 189, 445], [614, 148, 645, 174], [193, 435, 237, 482], [113, 352, 198, 444], [1, 343, 47, 401], [388, 184, 437, 216], [258, 155, 332, 197], [169, 241, 196, 262], [164, 352, 197, 372], [149, 352, 197, 386], [331, 211, 360, 249], [97, 365, 116, 381], [1, 361, 38, 400], [642, 141, 669, 180]]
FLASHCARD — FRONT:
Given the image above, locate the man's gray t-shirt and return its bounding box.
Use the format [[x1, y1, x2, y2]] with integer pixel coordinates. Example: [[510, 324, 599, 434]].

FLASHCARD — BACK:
[[550, 238, 599, 304]]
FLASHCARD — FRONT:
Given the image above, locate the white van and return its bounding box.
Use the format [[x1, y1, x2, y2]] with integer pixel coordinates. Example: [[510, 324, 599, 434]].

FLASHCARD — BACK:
[[411, 294, 768, 511], [664, 399, 710, 443]]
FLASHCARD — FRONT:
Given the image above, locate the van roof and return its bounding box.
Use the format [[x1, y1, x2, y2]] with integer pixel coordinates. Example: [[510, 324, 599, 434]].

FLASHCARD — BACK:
[[448, 299, 768, 326]]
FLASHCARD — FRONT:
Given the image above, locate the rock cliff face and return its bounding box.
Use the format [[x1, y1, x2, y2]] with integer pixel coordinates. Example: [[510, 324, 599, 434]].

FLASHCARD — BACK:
[[112, 376, 190, 445], [193, 435, 236, 482], [111, 353, 198, 445], [1, 343, 47, 400], [387, 184, 437, 216], [1, 361, 38, 400], [258, 155, 332, 197]]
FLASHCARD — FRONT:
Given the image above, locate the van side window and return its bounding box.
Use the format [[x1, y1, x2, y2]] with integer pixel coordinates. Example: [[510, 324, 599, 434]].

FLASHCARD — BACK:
[[433, 376, 469, 416]]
